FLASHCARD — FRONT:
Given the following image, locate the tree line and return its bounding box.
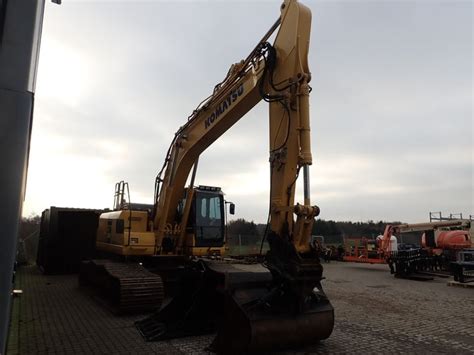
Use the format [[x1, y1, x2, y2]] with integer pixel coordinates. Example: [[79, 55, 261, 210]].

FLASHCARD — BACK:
[[19, 215, 404, 242], [227, 218, 403, 240]]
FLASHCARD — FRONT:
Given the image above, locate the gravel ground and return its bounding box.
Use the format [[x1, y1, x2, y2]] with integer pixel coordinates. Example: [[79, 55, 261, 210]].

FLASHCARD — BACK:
[[7, 262, 474, 354]]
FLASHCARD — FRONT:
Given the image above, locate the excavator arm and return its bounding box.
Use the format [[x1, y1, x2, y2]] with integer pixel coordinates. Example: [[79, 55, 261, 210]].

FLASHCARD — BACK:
[[153, 0, 318, 256]]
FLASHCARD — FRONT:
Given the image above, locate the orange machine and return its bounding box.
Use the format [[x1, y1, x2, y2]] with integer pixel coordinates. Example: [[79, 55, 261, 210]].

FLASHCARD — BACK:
[[381, 220, 472, 255], [381, 219, 472, 279], [343, 237, 385, 264], [423, 230, 471, 250]]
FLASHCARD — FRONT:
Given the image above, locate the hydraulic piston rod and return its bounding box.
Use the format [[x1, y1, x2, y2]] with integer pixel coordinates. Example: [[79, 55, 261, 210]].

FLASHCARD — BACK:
[[303, 164, 310, 205]]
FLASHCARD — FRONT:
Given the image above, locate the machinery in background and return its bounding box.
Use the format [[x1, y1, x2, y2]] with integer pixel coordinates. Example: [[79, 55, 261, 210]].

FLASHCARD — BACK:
[[343, 237, 385, 264], [79, 1, 334, 353], [450, 249, 474, 283], [381, 218, 472, 281], [429, 211, 471, 222]]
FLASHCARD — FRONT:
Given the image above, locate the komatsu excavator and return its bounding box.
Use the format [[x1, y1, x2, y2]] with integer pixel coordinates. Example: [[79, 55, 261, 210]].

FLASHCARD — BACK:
[[80, 0, 334, 352]]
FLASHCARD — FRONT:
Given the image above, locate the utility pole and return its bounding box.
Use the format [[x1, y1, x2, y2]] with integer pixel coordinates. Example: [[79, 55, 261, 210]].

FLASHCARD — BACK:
[[0, 0, 59, 353]]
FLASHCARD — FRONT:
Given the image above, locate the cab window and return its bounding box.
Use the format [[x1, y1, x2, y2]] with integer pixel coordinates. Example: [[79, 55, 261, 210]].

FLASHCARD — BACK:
[[194, 192, 224, 247]]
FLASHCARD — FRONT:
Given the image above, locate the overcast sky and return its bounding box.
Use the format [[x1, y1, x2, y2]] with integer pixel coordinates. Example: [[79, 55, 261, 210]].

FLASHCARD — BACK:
[[23, 0, 473, 224]]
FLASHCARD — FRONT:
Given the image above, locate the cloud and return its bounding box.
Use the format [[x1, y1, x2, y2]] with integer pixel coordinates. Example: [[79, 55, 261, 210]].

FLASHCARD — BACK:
[[23, 0, 473, 225]]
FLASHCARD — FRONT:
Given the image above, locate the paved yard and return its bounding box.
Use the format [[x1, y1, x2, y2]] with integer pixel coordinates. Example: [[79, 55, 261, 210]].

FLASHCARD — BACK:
[[7, 262, 474, 354]]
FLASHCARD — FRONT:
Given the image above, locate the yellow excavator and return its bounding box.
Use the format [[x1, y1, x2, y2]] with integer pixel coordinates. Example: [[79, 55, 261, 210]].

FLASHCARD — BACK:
[[80, 0, 334, 352]]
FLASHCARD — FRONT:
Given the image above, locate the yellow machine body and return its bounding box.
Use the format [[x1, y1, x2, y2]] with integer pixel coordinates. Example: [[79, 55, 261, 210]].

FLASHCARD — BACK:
[[95, 185, 227, 258], [96, 210, 155, 256], [96, 210, 227, 258]]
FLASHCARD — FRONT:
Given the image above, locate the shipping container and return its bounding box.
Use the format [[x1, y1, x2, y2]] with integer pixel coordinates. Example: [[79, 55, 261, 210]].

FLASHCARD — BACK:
[[37, 207, 104, 274]]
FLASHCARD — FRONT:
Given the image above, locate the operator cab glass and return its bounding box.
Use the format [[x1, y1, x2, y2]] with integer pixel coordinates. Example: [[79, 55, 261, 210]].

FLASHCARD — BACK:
[[192, 188, 225, 247]]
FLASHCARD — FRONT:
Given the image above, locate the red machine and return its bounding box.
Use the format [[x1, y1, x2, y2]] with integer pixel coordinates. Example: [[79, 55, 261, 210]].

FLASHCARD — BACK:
[[343, 237, 385, 264], [381, 220, 472, 254], [381, 219, 472, 279], [424, 230, 471, 250]]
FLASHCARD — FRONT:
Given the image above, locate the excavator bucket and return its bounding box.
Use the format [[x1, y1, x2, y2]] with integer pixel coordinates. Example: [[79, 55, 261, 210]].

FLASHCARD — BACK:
[[136, 255, 334, 353], [209, 262, 334, 354], [213, 294, 333, 353]]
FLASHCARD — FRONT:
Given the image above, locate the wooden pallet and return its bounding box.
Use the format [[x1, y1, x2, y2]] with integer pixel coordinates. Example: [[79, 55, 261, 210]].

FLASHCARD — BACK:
[[447, 280, 474, 288]]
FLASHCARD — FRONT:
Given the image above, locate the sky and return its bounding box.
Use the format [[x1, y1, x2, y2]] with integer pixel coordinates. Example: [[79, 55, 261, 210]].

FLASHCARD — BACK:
[[23, 0, 473, 224]]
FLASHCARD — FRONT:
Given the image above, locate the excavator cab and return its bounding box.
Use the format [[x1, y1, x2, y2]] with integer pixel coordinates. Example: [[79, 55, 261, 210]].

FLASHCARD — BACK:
[[190, 186, 225, 248], [173, 185, 230, 257]]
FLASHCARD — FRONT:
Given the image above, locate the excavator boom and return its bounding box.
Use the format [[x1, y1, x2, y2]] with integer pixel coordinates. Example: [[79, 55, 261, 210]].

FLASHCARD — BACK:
[[153, 0, 318, 256]]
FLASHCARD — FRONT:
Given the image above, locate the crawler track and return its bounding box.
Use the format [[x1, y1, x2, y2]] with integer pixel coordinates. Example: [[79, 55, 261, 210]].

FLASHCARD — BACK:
[[79, 260, 164, 313]]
